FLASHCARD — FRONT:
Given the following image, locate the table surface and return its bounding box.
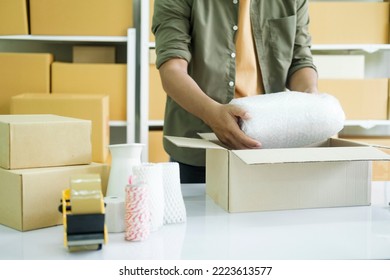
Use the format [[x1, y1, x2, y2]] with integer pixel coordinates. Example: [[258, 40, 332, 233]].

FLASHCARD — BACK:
[[1, 182, 390, 260]]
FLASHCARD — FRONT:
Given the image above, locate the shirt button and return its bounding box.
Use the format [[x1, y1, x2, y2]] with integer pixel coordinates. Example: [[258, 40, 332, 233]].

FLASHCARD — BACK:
[[233, 25, 238, 31], [233, 0, 238, 4], [229, 81, 235, 87], [231, 53, 236, 58]]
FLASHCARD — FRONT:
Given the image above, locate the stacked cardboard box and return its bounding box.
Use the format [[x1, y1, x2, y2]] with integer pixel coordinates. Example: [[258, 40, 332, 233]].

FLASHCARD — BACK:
[[318, 79, 389, 120], [0, 53, 53, 114], [309, 2, 389, 44], [10, 93, 110, 163], [29, 0, 133, 36], [0, 0, 29, 35], [0, 115, 109, 231], [51, 62, 127, 121]]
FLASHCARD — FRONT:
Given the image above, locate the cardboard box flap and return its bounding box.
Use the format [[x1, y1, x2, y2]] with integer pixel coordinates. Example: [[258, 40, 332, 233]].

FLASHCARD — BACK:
[[165, 136, 225, 150], [232, 146, 390, 165]]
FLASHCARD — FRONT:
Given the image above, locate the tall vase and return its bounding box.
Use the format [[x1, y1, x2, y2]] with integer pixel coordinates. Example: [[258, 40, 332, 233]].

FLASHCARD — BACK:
[[106, 143, 144, 199]]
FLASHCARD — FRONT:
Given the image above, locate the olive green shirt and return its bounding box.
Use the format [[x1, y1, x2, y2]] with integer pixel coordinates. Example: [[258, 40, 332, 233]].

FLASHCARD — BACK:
[[152, 0, 316, 166]]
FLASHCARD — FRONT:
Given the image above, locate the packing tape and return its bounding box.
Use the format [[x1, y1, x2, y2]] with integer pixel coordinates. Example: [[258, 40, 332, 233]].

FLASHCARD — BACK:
[[104, 196, 125, 233], [70, 174, 103, 214]]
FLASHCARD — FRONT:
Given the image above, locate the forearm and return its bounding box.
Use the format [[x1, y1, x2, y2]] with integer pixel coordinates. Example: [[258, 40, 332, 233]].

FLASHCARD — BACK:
[[159, 58, 220, 124], [287, 67, 318, 93]]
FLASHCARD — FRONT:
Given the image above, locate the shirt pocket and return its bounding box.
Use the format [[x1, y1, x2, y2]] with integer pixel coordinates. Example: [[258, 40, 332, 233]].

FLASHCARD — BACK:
[[267, 15, 296, 61]]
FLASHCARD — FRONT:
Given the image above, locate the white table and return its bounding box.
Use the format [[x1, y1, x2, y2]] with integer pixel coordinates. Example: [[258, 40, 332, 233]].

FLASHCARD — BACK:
[[1, 182, 390, 260]]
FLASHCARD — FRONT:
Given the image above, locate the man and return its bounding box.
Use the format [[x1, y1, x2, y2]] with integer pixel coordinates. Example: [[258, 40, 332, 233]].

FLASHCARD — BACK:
[[152, 0, 318, 183]]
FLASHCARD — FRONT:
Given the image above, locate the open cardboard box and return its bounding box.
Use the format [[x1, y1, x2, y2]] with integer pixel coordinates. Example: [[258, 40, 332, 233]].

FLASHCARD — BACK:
[[166, 134, 390, 213]]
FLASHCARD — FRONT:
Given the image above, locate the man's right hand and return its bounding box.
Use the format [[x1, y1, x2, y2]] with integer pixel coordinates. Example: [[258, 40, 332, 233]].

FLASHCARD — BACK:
[[202, 103, 262, 150]]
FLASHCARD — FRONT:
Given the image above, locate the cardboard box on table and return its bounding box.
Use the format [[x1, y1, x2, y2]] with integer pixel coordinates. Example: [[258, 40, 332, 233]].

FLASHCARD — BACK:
[[0, 114, 92, 169], [0, 0, 29, 35], [166, 134, 390, 213], [339, 112, 390, 181], [0, 163, 109, 231], [0, 53, 53, 114], [51, 62, 126, 121], [29, 0, 133, 36], [309, 2, 389, 44], [338, 137, 390, 182], [10, 93, 110, 163]]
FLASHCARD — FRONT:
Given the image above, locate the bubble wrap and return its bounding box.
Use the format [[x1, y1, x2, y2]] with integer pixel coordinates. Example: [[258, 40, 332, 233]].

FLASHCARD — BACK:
[[229, 91, 345, 148], [158, 162, 187, 224], [132, 163, 164, 232]]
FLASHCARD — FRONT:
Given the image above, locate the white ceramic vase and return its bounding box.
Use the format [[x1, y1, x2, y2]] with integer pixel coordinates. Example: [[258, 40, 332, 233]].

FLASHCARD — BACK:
[[106, 143, 144, 199]]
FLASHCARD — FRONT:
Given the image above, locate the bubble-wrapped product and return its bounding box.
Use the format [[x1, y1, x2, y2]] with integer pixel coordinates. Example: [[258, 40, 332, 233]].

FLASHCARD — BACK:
[[229, 91, 345, 148]]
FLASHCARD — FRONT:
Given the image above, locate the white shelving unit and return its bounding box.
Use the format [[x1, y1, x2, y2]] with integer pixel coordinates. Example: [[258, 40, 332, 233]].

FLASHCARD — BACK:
[[137, 0, 151, 161]]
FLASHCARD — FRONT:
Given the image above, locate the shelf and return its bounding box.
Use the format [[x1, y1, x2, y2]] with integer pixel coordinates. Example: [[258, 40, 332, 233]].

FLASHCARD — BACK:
[[312, 44, 390, 53], [340, 120, 390, 137], [0, 34, 128, 43], [148, 120, 164, 127]]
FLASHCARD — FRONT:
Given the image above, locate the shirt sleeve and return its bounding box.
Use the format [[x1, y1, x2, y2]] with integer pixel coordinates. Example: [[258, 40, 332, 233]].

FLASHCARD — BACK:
[[152, 0, 193, 69], [287, 0, 317, 78]]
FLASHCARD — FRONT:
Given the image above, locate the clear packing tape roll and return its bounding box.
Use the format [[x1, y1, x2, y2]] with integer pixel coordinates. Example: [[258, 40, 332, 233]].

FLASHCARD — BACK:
[[229, 91, 346, 148], [70, 174, 103, 215]]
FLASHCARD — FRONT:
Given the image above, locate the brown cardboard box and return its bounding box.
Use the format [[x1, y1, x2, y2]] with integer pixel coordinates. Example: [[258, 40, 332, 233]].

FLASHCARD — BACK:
[[0, 115, 92, 169], [318, 79, 388, 120], [73, 46, 116, 64], [0, 163, 109, 231], [309, 2, 389, 44], [149, 130, 169, 163], [51, 62, 126, 121], [0, 0, 29, 35], [166, 134, 390, 213], [0, 53, 53, 114], [29, 0, 133, 36], [10, 93, 110, 163], [339, 137, 390, 182], [149, 49, 165, 120]]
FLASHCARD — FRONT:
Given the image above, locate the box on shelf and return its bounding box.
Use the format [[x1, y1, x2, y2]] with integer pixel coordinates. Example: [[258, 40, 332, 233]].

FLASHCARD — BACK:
[[149, 49, 166, 120], [0, 114, 91, 170], [313, 55, 365, 79], [166, 134, 390, 213], [73, 46, 116, 64], [149, 130, 169, 163], [339, 136, 390, 182], [51, 62, 126, 121], [29, 0, 133, 36], [0, 163, 109, 231], [0, 0, 29, 35], [0, 53, 53, 114], [318, 79, 388, 120], [10, 93, 110, 163], [309, 2, 389, 44]]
